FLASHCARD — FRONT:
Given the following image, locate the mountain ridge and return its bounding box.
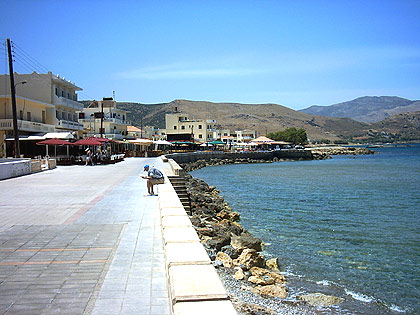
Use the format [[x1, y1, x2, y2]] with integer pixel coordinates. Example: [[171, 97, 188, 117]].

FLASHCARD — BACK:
[[300, 96, 420, 123]]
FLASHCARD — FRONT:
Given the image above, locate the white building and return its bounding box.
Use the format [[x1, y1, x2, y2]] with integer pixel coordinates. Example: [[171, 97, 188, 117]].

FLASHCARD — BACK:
[[78, 98, 129, 140], [164, 113, 216, 142], [0, 72, 84, 156]]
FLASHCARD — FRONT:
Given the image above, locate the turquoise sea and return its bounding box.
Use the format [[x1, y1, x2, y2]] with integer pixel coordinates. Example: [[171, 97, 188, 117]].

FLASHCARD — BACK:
[[191, 145, 420, 314]]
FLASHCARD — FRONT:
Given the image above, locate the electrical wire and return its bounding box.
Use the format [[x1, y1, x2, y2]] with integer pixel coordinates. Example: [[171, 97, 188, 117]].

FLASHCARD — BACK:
[[12, 42, 50, 74]]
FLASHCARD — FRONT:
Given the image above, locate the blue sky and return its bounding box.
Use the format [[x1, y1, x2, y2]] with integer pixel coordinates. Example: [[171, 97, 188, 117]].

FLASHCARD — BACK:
[[1, 0, 419, 109]]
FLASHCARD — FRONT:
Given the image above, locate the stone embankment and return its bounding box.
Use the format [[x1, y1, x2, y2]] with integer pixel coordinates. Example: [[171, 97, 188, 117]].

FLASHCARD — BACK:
[[184, 174, 292, 314], [310, 146, 375, 160]]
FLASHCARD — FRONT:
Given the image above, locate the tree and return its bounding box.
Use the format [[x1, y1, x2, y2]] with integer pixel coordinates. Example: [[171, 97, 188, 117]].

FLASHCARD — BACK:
[[267, 128, 308, 145]]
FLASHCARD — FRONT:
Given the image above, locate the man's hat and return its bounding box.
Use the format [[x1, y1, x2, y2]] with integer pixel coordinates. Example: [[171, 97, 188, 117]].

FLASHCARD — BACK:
[[144, 164, 149, 171]]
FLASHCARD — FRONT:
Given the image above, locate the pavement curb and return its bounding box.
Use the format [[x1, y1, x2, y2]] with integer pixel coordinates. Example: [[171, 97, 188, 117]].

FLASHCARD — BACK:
[[158, 165, 237, 315]]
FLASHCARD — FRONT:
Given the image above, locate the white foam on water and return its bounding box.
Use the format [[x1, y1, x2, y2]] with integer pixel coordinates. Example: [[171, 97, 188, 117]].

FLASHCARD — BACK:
[[345, 288, 374, 303], [389, 304, 407, 313], [316, 279, 332, 286]]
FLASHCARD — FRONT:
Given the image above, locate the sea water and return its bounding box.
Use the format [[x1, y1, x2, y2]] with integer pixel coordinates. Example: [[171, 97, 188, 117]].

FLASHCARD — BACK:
[[191, 145, 420, 314]]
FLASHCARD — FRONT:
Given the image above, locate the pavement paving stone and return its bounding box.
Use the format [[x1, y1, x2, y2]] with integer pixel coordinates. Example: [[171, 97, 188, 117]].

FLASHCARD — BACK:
[[0, 158, 171, 315]]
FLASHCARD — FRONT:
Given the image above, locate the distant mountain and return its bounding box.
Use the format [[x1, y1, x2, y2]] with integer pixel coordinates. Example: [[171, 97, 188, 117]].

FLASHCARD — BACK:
[[300, 96, 420, 123], [118, 99, 370, 141]]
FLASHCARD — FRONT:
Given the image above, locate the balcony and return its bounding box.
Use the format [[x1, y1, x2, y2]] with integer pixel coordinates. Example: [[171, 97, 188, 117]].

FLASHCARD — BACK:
[[105, 117, 130, 125], [84, 131, 124, 140], [78, 117, 129, 125], [54, 96, 84, 110], [0, 119, 56, 133], [57, 120, 84, 131]]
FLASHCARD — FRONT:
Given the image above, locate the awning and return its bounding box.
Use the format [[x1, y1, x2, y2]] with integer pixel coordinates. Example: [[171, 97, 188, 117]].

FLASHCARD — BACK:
[[44, 132, 75, 139], [209, 140, 225, 145], [153, 140, 173, 145], [128, 139, 153, 145]]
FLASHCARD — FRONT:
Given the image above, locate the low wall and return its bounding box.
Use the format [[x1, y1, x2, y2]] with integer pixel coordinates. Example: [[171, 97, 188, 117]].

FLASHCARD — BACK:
[[166, 150, 312, 164], [0, 158, 32, 180]]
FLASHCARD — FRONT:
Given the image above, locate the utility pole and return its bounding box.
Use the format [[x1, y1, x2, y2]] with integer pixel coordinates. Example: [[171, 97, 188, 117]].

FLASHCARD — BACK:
[[6, 38, 20, 158], [100, 101, 104, 138]]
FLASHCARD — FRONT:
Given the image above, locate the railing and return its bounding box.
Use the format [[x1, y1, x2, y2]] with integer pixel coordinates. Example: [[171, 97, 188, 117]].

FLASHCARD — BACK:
[[0, 119, 12, 129], [104, 118, 130, 125], [84, 132, 125, 140], [78, 118, 129, 125], [57, 120, 84, 131], [54, 96, 84, 110]]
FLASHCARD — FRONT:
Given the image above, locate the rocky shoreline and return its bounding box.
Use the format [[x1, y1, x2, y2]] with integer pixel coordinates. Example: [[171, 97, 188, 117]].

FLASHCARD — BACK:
[[180, 146, 376, 172], [310, 146, 375, 160], [182, 157, 347, 314]]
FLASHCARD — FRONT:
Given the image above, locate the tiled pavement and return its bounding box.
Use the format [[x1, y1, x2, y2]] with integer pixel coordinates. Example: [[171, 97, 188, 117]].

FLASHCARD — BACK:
[[0, 158, 171, 315]]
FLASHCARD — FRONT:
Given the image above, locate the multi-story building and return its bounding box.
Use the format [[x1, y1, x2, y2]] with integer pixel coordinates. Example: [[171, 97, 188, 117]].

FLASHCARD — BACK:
[[0, 72, 84, 156], [78, 97, 129, 140], [235, 129, 257, 142], [164, 113, 216, 142]]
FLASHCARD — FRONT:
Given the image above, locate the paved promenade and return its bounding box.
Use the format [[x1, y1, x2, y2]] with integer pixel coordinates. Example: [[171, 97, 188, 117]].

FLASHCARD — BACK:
[[0, 157, 171, 315]]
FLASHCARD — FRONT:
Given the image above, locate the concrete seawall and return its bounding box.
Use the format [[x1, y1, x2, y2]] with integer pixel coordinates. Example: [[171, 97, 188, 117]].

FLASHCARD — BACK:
[[166, 150, 312, 164]]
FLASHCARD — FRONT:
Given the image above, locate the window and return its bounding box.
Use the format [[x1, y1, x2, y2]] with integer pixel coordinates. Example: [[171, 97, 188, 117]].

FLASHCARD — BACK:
[[42, 111, 46, 124], [19, 110, 23, 120], [27, 112, 31, 121], [198, 125, 202, 129], [199, 134, 203, 139], [55, 88, 58, 96], [67, 93, 70, 99], [61, 91, 64, 97], [174, 126, 177, 130], [181, 126, 185, 130]]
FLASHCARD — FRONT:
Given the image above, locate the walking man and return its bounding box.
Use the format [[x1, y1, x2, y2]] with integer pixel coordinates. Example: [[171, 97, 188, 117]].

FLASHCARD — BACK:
[[141, 165, 164, 195]]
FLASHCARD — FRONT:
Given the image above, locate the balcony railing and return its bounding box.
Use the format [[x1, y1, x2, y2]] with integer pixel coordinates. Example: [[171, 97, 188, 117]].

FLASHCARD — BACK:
[[84, 132, 124, 140], [79, 117, 130, 125], [54, 96, 84, 110], [0, 119, 56, 133], [57, 120, 84, 131]]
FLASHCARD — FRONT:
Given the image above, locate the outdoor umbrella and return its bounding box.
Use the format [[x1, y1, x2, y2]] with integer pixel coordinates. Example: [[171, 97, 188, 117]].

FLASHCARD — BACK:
[[153, 139, 172, 150], [73, 138, 104, 146], [36, 138, 72, 156], [85, 137, 113, 143]]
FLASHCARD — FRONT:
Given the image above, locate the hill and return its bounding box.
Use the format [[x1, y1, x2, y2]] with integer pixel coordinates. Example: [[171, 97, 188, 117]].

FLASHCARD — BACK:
[[118, 99, 370, 142], [369, 111, 420, 142], [299, 96, 420, 123]]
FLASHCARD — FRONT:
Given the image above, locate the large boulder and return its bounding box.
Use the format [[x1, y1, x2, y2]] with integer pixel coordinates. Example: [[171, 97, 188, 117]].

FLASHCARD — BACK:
[[249, 267, 286, 285], [248, 275, 275, 286], [297, 293, 344, 306], [251, 284, 288, 299], [231, 232, 263, 252], [220, 245, 239, 259], [216, 251, 233, 268], [206, 234, 231, 251], [234, 267, 245, 280], [233, 249, 265, 269], [265, 258, 280, 271]]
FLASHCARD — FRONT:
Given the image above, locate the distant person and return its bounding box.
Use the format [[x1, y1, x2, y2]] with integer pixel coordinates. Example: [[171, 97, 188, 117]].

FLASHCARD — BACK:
[[85, 148, 94, 166], [141, 164, 164, 195]]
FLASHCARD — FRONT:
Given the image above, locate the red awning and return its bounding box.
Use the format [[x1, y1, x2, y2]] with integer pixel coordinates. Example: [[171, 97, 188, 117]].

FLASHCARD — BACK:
[[36, 138, 72, 146]]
